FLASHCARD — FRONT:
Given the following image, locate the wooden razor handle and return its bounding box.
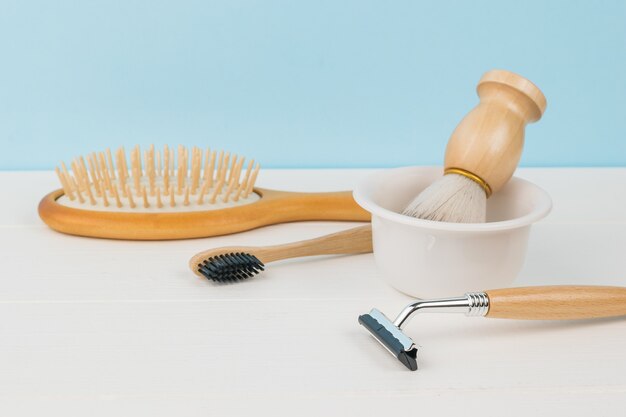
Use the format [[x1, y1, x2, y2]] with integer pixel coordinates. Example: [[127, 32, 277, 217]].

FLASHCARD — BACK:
[[444, 69, 547, 194], [486, 286, 626, 320]]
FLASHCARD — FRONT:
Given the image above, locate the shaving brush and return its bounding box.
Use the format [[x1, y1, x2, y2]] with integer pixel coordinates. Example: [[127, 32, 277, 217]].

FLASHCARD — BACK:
[[403, 69, 547, 223]]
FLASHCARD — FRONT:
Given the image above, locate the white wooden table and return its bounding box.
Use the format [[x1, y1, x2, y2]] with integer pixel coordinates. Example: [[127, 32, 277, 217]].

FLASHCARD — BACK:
[[1, 168, 625, 416]]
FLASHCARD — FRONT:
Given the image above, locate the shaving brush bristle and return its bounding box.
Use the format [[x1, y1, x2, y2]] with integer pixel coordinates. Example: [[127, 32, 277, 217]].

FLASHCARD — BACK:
[[402, 173, 486, 223]]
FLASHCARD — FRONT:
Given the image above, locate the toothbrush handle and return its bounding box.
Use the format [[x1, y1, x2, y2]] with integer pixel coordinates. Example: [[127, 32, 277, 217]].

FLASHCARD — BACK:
[[485, 286, 626, 320], [253, 224, 373, 263]]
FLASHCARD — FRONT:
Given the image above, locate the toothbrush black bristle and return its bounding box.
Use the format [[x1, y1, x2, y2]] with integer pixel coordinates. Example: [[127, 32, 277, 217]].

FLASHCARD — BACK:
[[197, 253, 265, 283]]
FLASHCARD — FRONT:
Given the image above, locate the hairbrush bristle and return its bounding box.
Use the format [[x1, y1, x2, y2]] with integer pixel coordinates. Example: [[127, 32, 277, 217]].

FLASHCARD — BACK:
[[402, 173, 486, 223], [55, 145, 261, 210], [197, 253, 265, 282]]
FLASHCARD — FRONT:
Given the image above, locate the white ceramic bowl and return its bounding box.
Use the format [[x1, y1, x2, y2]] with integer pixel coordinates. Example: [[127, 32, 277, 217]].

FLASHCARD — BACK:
[[353, 166, 552, 298]]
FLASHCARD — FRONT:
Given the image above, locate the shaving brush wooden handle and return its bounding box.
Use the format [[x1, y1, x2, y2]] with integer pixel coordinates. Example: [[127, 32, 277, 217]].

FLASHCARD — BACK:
[[444, 69, 547, 195]]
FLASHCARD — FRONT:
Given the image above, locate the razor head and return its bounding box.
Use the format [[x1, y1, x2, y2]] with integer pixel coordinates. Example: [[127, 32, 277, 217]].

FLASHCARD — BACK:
[[358, 308, 419, 371]]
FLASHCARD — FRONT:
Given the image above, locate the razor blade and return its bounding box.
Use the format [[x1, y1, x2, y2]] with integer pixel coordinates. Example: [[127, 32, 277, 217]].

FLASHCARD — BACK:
[[359, 292, 490, 371]]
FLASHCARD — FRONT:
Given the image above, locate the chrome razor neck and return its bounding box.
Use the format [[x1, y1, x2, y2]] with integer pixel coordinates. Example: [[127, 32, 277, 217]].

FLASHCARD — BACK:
[[393, 292, 489, 328]]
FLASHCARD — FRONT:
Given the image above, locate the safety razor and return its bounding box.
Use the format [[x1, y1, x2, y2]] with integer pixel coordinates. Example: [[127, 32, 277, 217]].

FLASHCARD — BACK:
[[359, 285, 626, 371]]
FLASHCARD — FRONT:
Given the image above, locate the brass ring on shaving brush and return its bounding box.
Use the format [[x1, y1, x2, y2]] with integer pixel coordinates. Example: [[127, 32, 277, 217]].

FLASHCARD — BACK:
[[444, 167, 493, 198]]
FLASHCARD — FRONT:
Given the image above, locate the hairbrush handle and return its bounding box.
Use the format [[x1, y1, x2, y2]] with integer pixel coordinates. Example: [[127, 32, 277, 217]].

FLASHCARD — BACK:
[[485, 286, 626, 320], [444, 69, 547, 195], [255, 189, 370, 224]]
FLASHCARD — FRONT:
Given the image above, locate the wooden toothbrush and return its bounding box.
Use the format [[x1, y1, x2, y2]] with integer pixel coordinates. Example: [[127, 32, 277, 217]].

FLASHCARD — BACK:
[[189, 225, 373, 282]]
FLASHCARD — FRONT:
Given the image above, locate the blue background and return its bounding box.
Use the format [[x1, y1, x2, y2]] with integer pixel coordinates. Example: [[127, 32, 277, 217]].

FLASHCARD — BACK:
[[1, 0, 624, 169]]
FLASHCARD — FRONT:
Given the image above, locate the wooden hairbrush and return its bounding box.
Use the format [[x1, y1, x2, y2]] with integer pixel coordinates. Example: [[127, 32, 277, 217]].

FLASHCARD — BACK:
[[38, 145, 370, 240]]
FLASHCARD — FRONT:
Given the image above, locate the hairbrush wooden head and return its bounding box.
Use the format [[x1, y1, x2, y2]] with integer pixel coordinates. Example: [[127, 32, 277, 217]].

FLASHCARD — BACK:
[[38, 145, 370, 240]]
